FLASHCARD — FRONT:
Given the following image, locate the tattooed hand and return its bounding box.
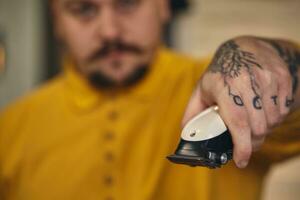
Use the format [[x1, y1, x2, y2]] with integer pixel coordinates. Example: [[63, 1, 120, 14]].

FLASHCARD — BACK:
[[182, 36, 300, 168]]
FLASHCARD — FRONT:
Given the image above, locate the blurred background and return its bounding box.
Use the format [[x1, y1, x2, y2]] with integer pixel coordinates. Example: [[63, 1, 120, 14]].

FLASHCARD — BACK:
[[0, 0, 300, 199]]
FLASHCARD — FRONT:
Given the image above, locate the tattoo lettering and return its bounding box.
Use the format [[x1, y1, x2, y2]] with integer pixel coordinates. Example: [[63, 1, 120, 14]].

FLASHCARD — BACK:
[[233, 95, 244, 106], [271, 95, 278, 105], [286, 97, 294, 107], [209, 40, 262, 108], [264, 40, 300, 94], [253, 96, 262, 110]]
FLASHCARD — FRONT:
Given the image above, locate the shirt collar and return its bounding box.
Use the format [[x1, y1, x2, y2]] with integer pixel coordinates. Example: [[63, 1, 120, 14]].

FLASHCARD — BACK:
[[62, 47, 170, 111]]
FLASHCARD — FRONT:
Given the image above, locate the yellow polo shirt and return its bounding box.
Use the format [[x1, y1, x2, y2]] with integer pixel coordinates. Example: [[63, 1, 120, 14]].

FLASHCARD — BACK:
[[0, 48, 300, 200]]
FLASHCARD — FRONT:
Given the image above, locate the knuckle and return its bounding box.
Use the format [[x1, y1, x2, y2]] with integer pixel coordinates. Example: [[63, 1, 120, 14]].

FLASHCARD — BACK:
[[215, 80, 226, 92], [277, 68, 291, 83], [200, 73, 221, 93], [260, 70, 273, 86], [253, 123, 267, 137], [208, 77, 226, 94]]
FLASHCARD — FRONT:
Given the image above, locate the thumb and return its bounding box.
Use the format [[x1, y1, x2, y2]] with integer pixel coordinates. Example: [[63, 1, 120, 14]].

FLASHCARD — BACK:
[[181, 85, 210, 127]]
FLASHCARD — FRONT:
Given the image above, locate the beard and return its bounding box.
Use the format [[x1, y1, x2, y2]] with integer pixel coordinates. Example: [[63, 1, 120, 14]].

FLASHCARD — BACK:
[[87, 63, 149, 89], [84, 39, 151, 89]]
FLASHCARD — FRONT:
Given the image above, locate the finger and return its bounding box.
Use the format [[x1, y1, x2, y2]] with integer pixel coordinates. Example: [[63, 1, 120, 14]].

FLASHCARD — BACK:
[[233, 70, 268, 141], [240, 91, 267, 141], [275, 68, 294, 115], [181, 85, 208, 127], [215, 90, 252, 168], [259, 72, 281, 128]]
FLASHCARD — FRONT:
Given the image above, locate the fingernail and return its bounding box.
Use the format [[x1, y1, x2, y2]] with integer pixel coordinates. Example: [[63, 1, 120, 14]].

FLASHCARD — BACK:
[[237, 160, 248, 168]]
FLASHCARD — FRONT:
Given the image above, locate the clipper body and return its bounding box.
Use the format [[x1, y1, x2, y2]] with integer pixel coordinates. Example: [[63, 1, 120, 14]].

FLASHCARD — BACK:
[[167, 106, 233, 169]]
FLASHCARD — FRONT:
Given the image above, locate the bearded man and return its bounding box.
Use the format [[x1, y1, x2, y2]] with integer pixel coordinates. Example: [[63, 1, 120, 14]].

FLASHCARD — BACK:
[[0, 0, 300, 200]]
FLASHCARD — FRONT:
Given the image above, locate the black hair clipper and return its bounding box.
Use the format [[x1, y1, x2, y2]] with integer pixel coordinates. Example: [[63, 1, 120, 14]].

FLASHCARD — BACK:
[[167, 106, 233, 169]]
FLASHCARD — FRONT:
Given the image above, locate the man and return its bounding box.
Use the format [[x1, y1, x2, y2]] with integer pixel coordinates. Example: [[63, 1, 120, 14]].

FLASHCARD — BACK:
[[0, 0, 299, 199]]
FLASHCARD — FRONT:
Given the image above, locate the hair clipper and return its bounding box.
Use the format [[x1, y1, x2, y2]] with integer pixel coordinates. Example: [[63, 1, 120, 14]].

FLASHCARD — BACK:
[[167, 106, 233, 169]]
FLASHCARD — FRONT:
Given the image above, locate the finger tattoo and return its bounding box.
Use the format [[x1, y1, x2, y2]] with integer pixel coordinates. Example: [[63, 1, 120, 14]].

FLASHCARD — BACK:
[[271, 95, 278, 105], [233, 95, 244, 106], [285, 97, 294, 107], [253, 96, 262, 110]]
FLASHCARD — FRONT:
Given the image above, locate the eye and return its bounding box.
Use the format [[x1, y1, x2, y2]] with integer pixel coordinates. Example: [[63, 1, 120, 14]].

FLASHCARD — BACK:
[[67, 1, 98, 20], [115, 0, 140, 12]]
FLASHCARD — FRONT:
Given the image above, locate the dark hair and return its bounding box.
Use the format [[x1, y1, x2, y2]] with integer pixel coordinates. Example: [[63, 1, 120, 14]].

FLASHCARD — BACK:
[[170, 0, 190, 16]]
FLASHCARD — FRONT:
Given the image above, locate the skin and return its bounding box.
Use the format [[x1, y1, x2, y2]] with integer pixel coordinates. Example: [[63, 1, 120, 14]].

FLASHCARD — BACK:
[[51, 0, 170, 85], [51, 1, 300, 168], [182, 37, 300, 168]]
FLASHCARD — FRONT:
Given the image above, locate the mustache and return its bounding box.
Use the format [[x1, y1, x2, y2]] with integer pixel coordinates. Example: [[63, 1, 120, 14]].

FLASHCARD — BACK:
[[88, 64, 149, 89], [88, 40, 144, 62]]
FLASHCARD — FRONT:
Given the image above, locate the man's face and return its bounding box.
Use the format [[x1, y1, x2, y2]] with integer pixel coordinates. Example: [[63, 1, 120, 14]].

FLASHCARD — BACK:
[[52, 0, 170, 88]]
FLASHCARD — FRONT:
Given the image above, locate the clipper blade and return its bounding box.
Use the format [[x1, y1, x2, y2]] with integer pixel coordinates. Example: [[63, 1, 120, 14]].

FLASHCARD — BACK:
[[167, 154, 221, 169]]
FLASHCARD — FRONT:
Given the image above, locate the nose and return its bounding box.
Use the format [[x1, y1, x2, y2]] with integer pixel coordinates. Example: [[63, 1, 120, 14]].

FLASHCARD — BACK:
[[97, 8, 121, 41]]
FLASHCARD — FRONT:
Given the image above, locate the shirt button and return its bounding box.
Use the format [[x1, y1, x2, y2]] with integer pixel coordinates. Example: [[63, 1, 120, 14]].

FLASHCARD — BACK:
[[105, 152, 114, 162], [104, 175, 113, 186], [104, 131, 115, 141], [108, 111, 118, 121]]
